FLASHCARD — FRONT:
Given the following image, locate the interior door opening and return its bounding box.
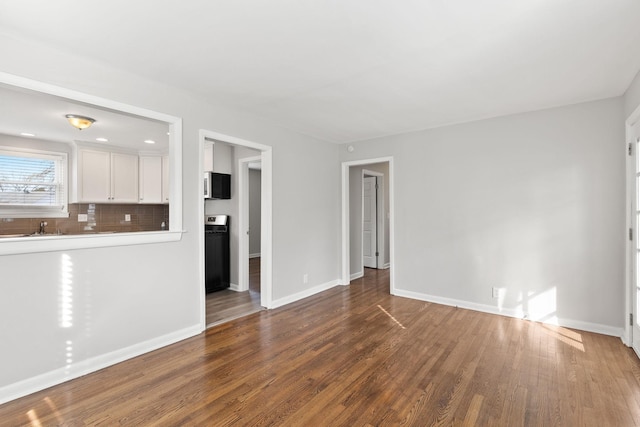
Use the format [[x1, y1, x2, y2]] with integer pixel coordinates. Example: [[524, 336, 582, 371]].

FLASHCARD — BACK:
[[342, 159, 394, 292], [363, 172, 383, 270], [628, 117, 640, 355], [199, 130, 272, 330]]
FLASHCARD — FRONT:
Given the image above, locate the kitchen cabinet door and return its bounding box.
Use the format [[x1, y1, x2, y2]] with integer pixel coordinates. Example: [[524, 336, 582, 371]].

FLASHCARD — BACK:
[[79, 149, 111, 202], [111, 152, 138, 203], [139, 156, 162, 203], [204, 142, 214, 172]]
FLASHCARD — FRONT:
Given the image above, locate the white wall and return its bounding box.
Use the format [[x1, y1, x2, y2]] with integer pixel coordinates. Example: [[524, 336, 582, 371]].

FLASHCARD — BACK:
[[625, 70, 640, 118], [0, 34, 340, 401], [249, 169, 262, 256], [349, 163, 390, 276], [341, 98, 625, 334]]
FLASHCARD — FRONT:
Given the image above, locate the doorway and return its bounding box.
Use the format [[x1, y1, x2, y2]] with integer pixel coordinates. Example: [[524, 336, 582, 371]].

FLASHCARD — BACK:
[[238, 156, 262, 295], [362, 170, 384, 270], [341, 157, 394, 292], [626, 107, 640, 355], [199, 130, 273, 331]]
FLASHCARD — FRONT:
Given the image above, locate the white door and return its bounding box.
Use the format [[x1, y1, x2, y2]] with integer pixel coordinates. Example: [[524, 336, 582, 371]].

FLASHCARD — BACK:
[[363, 176, 377, 268], [632, 120, 640, 354]]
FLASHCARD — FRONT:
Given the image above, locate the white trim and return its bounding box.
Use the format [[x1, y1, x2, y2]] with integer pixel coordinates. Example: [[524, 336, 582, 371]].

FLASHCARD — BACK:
[[0, 72, 184, 255], [199, 130, 272, 321], [229, 282, 240, 292], [0, 324, 202, 405], [271, 279, 341, 309], [341, 157, 395, 295], [249, 253, 261, 259], [350, 271, 364, 281], [382, 263, 390, 269], [0, 230, 182, 256], [394, 288, 624, 339]]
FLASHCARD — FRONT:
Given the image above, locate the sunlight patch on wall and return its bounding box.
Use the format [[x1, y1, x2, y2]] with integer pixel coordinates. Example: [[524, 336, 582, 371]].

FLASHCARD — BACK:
[[58, 253, 73, 328], [527, 287, 557, 323]]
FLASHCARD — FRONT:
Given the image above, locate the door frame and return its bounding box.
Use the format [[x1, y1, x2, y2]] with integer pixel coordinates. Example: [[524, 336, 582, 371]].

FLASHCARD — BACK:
[[199, 130, 273, 329], [238, 155, 262, 293], [362, 169, 385, 271], [626, 103, 640, 349], [341, 157, 395, 293]]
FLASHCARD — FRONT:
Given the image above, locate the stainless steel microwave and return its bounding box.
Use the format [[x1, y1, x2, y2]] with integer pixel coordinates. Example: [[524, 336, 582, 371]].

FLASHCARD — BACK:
[[204, 172, 231, 199]]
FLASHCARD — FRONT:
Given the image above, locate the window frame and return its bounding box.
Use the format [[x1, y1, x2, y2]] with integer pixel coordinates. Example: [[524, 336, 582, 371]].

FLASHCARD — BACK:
[[0, 145, 69, 218]]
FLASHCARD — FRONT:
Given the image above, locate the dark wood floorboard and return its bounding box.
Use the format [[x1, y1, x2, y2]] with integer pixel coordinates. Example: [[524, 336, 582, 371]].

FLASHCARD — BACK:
[[2, 268, 640, 426], [249, 256, 260, 293]]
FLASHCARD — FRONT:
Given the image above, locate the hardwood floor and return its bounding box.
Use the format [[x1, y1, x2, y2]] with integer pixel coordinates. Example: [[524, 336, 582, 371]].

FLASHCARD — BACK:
[[249, 256, 260, 293], [205, 257, 262, 327], [3, 268, 640, 425], [205, 289, 262, 327]]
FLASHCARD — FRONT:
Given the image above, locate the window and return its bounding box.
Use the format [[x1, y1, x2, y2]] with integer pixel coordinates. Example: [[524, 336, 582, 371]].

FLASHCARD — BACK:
[[0, 147, 68, 218]]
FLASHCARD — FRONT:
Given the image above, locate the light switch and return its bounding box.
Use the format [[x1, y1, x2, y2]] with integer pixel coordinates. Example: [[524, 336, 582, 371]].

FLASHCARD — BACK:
[[125, 214, 131, 222], [78, 214, 88, 222]]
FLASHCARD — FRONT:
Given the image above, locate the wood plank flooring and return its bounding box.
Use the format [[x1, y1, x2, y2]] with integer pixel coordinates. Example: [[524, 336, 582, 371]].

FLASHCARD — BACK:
[[3, 268, 640, 425], [205, 257, 262, 327], [206, 290, 262, 327]]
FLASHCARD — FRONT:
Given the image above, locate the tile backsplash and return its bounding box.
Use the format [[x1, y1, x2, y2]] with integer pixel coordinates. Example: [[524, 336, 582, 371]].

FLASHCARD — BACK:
[[0, 203, 169, 236]]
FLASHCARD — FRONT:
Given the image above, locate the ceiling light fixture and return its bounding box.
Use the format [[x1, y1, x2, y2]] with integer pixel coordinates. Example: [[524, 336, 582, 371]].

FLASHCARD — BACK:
[[65, 114, 96, 130], [144, 139, 156, 144], [96, 137, 109, 142], [20, 132, 35, 137]]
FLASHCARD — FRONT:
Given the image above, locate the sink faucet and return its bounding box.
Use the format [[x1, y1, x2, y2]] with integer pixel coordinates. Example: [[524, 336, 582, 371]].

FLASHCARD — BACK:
[[39, 221, 47, 234]]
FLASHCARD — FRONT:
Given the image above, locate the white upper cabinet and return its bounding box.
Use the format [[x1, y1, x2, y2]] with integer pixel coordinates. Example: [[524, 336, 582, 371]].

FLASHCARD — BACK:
[[204, 142, 214, 172], [77, 148, 138, 203], [111, 152, 139, 203], [139, 155, 163, 204], [78, 149, 111, 202]]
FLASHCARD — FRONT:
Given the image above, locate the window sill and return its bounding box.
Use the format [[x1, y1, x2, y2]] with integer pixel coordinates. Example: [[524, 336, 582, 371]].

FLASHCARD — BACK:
[[0, 230, 183, 255]]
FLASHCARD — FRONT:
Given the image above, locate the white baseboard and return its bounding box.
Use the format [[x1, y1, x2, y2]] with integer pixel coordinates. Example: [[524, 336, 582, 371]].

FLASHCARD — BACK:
[[0, 324, 202, 405], [383, 263, 390, 269], [249, 253, 261, 259], [393, 288, 624, 338], [229, 282, 240, 291], [350, 271, 364, 281], [271, 279, 341, 309]]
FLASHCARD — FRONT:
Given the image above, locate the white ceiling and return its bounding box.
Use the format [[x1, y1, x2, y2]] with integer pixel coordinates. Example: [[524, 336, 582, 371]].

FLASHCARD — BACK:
[[0, 84, 169, 151], [1, 0, 639, 144]]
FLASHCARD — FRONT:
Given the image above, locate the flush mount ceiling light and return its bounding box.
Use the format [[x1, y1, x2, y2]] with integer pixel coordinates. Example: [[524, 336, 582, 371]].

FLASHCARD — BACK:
[[144, 139, 156, 144], [65, 114, 95, 130]]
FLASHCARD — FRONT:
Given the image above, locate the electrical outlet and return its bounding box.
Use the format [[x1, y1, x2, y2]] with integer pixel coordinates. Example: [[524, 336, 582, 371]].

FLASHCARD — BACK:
[[125, 214, 131, 222], [492, 287, 500, 299], [78, 214, 88, 222], [303, 274, 308, 284]]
